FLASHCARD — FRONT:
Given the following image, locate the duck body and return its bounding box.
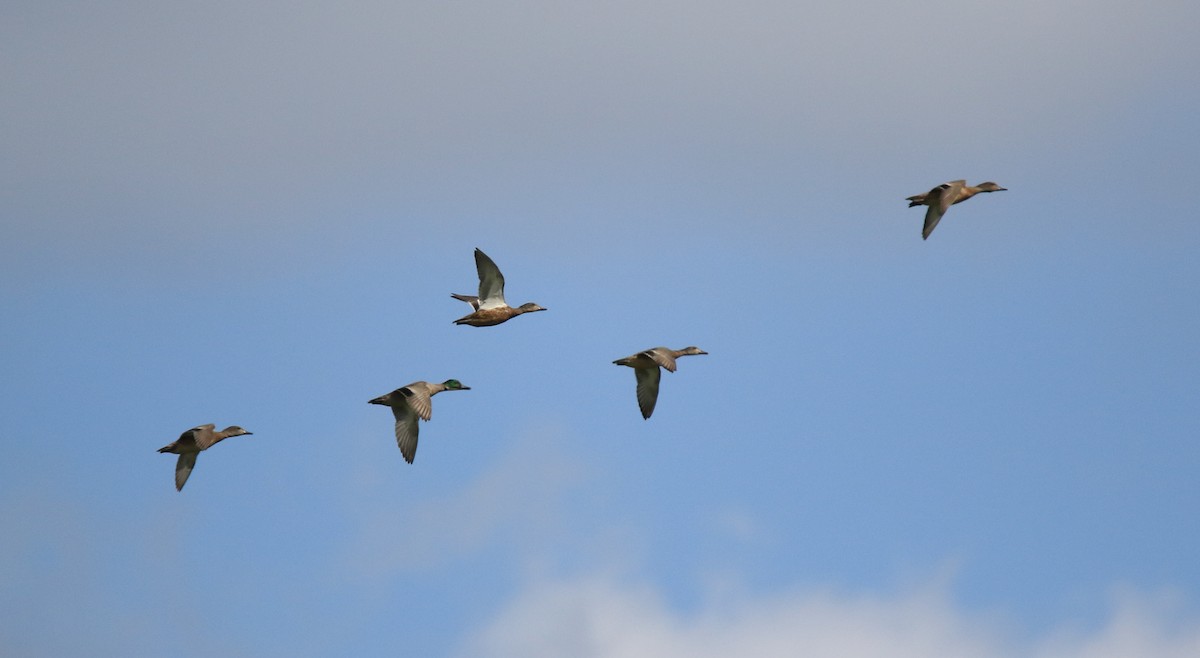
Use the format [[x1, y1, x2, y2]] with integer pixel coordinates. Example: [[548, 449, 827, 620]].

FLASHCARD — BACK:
[[613, 346, 707, 419], [369, 379, 470, 463], [451, 248, 546, 327], [453, 303, 546, 327], [906, 180, 1006, 239], [157, 424, 252, 491]]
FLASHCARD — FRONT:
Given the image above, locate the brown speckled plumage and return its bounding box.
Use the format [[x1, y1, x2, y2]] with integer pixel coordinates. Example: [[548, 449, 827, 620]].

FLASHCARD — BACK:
[[613, 346, 708, 419], [369, 380, 470, 463], [157, 424, 252, 491], [906, 180, 1006, 239]]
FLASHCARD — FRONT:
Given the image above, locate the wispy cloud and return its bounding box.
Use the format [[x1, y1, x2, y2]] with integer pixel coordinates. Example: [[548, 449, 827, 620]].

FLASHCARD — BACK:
[[341, 425, 586, 579]]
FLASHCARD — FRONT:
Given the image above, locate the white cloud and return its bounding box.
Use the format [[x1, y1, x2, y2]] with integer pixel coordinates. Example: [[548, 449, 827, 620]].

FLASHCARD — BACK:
[[460, 574, 1200, 658]]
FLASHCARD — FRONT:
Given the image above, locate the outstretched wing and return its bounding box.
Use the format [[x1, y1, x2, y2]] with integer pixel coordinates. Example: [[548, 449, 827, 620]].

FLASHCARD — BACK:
[[391, 404, 421, 463], [922, 181, 963, 240], [633, 366, 663, 419], [922, 204, 947, 240], [474, 248, 508, 309], [175, 452, 198, 491]]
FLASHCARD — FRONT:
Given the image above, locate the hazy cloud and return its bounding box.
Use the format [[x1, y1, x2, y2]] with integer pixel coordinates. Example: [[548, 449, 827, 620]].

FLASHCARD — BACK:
[[342, 426, 585, 578], [461, 574, 1200, 658], [4, 0, 1196, 248]]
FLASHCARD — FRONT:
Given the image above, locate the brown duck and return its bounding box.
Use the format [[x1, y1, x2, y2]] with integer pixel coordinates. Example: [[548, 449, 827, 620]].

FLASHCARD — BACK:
[[613, 346, 708, 419], [906, 180, 1006, 239], [157, 424, 252, 491], [451, 248, 546, 326], [369, 379, 471, 463]]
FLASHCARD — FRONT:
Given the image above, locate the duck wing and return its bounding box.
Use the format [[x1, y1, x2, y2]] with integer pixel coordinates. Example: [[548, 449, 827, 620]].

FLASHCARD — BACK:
[[390, 403, 421, 463], [400, 383, 434, 421], [643, 348, 679, 373], [473, 248, 508, 309], [922, 181, 963, 239], [633, 366, 663, 419], [192, 425, 223, 450], [174, 452, 198, 491]]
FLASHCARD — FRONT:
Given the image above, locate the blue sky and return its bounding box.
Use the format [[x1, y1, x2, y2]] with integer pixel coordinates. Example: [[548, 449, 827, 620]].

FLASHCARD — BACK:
[[3, 1, 1199, 655]]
